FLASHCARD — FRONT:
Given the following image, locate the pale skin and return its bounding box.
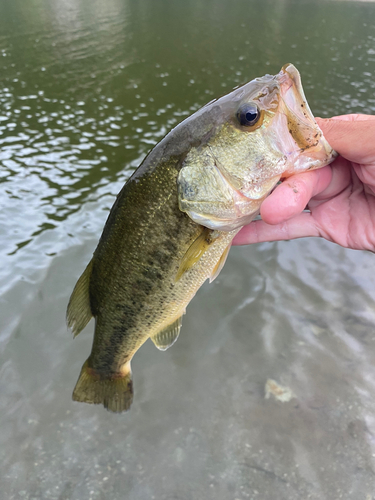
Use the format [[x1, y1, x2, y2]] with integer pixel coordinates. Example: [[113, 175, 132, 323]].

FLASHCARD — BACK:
[[233, 114, 375, 252]]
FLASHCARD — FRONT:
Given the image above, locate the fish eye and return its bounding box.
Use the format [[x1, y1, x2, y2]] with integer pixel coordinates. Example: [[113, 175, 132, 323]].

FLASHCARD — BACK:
[[236, 102, 261, 127]]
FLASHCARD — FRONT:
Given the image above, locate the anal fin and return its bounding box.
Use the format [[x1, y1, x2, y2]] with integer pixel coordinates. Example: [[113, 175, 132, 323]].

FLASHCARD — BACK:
[[209, 243, 231, 283], [151, 316, 183, 351], [67, 259, 93, 337]]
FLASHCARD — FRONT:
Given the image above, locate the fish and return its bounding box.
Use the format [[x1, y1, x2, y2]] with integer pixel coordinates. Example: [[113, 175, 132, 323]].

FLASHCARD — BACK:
[[67, 63, 336, 413]]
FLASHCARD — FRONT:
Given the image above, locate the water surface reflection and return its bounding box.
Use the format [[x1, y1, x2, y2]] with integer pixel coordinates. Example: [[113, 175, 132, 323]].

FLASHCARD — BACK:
[[1, 0, 375, 498]]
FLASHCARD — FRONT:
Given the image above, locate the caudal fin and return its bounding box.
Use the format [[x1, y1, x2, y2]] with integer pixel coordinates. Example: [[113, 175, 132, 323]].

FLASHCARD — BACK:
[[72, 359, 133, 413]]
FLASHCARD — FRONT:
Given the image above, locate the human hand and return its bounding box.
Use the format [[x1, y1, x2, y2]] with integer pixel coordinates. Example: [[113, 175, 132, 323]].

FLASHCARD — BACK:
[[233, 114, 375, 251]]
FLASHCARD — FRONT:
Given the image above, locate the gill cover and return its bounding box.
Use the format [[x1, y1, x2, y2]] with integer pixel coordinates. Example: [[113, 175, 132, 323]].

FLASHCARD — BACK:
[[177, 147, 277, 231]]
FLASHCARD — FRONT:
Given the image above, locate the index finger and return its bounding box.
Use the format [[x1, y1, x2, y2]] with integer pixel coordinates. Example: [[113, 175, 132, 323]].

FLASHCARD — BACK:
[[260, 165, 333, 225], [317, 115, 375, 164], [323, 114, 375, 122]]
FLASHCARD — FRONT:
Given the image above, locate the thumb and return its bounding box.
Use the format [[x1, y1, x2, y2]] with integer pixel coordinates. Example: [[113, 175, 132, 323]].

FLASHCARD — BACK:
[[316, 115, 375, 164]]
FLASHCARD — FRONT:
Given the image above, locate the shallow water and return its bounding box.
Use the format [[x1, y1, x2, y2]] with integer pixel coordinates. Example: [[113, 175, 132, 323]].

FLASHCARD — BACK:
[[1, 0, 375, 498]]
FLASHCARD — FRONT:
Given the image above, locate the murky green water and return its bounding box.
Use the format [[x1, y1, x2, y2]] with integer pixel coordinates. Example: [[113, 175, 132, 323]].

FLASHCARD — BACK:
[[1, 0, 375, 498]]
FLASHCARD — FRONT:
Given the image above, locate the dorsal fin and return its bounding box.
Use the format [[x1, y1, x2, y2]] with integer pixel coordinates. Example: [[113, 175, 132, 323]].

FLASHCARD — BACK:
[[209, 243, 231, 283], [67, 260, 93, 337], [151, 315, 183, 351]]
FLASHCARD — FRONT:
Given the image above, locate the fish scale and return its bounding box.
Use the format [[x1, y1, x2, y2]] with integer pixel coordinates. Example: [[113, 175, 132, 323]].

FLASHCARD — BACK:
[[67, 64, 336, 412]]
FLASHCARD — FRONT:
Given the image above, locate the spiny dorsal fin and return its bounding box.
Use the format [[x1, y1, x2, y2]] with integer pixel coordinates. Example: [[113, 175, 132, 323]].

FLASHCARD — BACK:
[[151, 316, 183, 351], [209, 243, 231, 283], [175, 227, 219, 282], [67, 259, 93, 338]]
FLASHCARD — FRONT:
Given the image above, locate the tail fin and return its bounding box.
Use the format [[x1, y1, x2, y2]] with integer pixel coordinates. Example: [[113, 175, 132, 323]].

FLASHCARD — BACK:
[[72, 359, 133, 413]]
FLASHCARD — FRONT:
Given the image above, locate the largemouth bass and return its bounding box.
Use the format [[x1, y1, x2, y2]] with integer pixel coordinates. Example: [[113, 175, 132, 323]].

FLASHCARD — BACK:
[[67, 64, 336, 412]]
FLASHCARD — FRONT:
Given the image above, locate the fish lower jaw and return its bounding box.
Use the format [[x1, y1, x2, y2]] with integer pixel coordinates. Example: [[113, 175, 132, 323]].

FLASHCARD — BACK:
[[185, 208, 258, 232], [282, 142, 337, 176]]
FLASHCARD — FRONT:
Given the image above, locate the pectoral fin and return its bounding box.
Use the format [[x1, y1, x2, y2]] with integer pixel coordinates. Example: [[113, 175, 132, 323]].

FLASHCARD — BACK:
[[67, 260, 93, 337], [209, 243, 231, 283], [151, 315, 183, 351], [175, 227, 218, 282]]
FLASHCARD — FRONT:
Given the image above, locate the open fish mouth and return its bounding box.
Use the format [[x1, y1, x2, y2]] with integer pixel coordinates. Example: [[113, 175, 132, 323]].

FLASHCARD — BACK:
[[276, 63, 336, 173], [279, 63, 317, 131]]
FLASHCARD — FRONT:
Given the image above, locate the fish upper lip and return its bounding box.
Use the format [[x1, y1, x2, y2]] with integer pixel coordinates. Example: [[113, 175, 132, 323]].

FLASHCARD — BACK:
[[278, 63, 317, 129]]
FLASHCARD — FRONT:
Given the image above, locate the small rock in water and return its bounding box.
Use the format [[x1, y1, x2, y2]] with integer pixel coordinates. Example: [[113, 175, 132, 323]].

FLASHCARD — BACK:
[[265, 379, 295, 402]]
